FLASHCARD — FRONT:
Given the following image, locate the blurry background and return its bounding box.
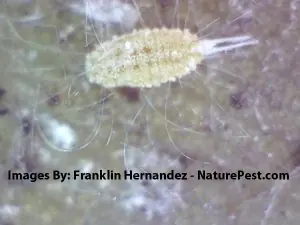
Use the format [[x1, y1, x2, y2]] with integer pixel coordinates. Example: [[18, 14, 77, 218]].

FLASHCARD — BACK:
[[0, 0, 300, 224]]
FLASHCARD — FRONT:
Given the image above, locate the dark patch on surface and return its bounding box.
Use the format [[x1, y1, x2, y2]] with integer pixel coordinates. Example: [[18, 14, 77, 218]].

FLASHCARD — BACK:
[[289, 142, 300, 170], [141, 180, 150, 187], [6, 140, 40, 185], [20, 152, 38, 173], [229, 91, 247, 109], [47, 94, 60, 106], [157, 0, 173, 8], [241, 183, 246, 189], [0, 87, 6, 98], [21, 118, 31, 136], [0, 216, 15, 225], [0, 107, 9, 116], [178, 155, 190, 170], [0, 87, 8, 116], [139, 205, 147, 213], [170, 81, 180, 88], [279, 210, 286, 217], [117, 87, 140, 102], [6, 154, 39, 185], [177, 152, 199, 170]]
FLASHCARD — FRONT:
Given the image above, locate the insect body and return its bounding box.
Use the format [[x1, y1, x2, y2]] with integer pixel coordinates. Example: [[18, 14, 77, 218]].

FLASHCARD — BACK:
[[85, 28, 258, 88]]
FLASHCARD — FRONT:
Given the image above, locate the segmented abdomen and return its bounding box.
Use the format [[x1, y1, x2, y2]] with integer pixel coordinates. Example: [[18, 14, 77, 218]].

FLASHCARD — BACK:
[[86, 28, 202, 88]]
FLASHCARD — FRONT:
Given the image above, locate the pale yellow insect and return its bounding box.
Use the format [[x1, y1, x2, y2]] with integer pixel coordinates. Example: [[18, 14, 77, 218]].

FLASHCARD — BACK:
[[85, 28, 258, 88]]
